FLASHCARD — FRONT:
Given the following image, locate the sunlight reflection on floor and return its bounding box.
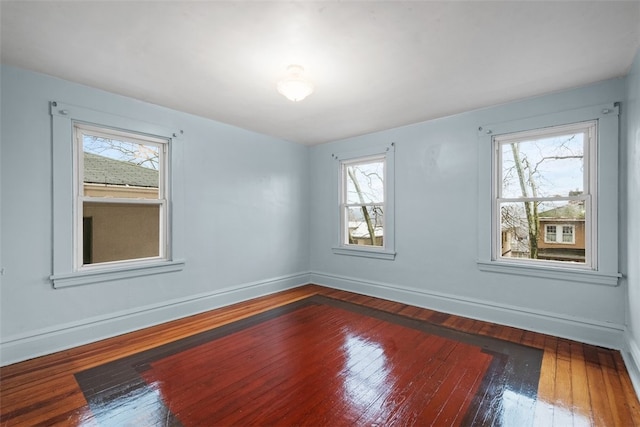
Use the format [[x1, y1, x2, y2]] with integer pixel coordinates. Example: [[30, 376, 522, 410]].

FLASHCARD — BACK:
[[342, 333, 392, 414]]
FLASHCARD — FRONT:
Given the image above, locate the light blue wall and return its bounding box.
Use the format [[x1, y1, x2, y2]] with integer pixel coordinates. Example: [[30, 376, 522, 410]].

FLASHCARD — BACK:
[[0, 65, 310, 364], [1, 60, 638, 374], [310, 78, 628, 347], [625, 50, 640, 393]]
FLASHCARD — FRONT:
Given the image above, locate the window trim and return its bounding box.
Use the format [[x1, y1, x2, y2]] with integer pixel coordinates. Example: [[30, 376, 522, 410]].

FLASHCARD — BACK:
[[50, 101, 185, 288], [332, 144, 396, 260], [477, 103, 621, 286]]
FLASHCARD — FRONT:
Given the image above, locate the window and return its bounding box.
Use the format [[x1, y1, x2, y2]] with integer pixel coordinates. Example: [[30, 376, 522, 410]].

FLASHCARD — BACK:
[[341, 157, 385, 247], [543, 224, 575, 244], [332, 144, 395, 260], [545, 225, 558, 243], [495, 121, 594, 266], [74, 124, 168, 268], [476, 103, 620, 286], [50, 101, 184, 288]]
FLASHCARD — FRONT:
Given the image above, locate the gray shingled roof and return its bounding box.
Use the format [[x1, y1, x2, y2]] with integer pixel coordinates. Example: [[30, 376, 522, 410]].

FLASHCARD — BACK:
[[84, 152, 158, 188], [539, 202, 585, 219]]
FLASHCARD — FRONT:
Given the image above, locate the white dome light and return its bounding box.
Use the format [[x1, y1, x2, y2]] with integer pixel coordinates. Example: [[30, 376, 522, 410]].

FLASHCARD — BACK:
[[277, 65, 314, 102]]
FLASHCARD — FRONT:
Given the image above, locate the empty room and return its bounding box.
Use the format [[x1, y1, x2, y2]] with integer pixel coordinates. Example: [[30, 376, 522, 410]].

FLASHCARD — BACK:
[[1, 1, 640, 425]]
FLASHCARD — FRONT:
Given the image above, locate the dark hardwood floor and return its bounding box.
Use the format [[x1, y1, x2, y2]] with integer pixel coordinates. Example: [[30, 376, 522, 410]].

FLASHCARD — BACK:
[[1, 285, 639, 426]]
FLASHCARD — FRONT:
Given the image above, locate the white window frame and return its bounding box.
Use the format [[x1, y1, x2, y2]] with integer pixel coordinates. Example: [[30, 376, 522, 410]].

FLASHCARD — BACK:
[[332, 144, 396, 260], [73, 123, 169, 271], [50, 101, 185, 288], [493, 121, 596, 268], [477, 103, 621, 286]]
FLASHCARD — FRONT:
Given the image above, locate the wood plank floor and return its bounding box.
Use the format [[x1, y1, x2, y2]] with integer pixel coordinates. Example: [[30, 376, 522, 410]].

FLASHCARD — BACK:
[[1, 284, 639, 426]]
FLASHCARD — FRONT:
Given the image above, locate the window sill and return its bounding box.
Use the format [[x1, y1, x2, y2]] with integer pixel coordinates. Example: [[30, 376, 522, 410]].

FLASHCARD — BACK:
[[477, 260, 620, 286], [50, 259, 186, 288], [332, 247, 396, 260]]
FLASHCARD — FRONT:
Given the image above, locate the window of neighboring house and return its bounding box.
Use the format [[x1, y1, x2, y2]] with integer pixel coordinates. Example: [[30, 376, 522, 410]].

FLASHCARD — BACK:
[[562, 225, 575, 243], [332, 144, 395, 260], [74, 123, 168, 269], [477, 103, 620, 286], [544, 224, 575, 244], [50, 101, 184, 288], [494, 121, 595, 267], [545, 225, 558, 243]]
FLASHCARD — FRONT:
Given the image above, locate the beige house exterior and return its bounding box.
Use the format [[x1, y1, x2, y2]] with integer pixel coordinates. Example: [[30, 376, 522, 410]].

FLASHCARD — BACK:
[[537, 219, 586, 262], [501, 202, 586, 263], [82, 152, 160, 265]]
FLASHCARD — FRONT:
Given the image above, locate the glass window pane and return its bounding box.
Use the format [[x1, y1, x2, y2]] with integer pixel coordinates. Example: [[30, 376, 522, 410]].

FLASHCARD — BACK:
[[562, 226, 574, 243], [345, 205, 384, 246], [83, 202, 160, 264], [500, 132, 584, 199], [345, 160, 384, 204], [545, 225, 557, 242], [500, 201, 585, 263], [83, 135, 160, 199]]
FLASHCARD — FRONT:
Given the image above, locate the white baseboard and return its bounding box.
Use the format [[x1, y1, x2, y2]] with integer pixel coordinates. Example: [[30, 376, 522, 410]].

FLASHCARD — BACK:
[[3, 268, 634, 399], [0, 272, 310, 367], [622, 331, 640, 400], [310, 271, 626, 350]]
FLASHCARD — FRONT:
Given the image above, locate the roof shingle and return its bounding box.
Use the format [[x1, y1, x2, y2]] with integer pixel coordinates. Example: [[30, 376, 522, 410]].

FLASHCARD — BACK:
[[83, 152, 158, 188]]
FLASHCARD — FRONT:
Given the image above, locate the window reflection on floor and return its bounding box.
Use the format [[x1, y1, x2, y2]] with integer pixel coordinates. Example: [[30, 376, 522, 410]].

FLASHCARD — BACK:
[[500, 389, 590, 426], [87, 381, 174, 426], [341, 333, 392, 414]]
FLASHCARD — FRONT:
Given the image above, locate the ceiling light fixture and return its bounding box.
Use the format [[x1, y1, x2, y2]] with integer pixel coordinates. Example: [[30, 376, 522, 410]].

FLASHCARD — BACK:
[[277, 65, 314, 102]]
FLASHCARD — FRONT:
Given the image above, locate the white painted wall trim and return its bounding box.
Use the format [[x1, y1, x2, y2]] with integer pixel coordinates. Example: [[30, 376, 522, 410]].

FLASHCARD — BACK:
[[0, 272, 310, 366], [310, 271, 626, 350], [622, 331, 640, 400]]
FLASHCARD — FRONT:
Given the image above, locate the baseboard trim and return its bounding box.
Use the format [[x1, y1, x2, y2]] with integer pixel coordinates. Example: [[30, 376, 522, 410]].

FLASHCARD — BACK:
[[2, 270, 631, 375], [622, 331, 640, 400], [0, 272, 310, 367], [310, 271, 626, 350]]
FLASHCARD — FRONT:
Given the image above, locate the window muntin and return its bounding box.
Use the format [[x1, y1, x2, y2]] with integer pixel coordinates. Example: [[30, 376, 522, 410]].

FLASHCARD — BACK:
[[340, 156, 385, 248], [494, 121, 595, 267], [74, 124, 168, 268]]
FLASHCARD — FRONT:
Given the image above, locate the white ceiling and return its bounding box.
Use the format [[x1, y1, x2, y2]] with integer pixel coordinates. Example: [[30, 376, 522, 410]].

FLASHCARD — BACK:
[[1, 1, 639, 145]]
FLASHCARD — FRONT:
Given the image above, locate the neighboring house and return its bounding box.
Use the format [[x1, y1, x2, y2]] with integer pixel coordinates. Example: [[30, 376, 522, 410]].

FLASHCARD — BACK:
[[348, 221, 383, 246], [82, 152, 160, 264], [537, 202, 586, 262], [501, 200, 586, 262], [346, 205, 384, 246], [500, 205, 531, 258], [501, 225, 530, 258]]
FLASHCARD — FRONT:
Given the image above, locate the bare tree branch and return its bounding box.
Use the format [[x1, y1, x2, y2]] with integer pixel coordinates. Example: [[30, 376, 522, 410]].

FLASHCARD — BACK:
[[84, 136, 159, 170]]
